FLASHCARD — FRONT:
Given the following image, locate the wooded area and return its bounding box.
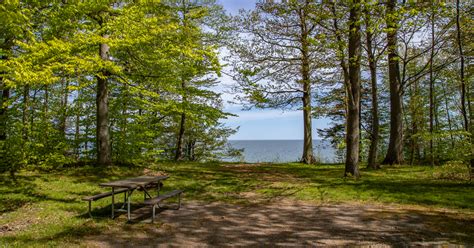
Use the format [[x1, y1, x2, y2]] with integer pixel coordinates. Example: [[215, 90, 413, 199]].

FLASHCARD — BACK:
[[0, 0, 472, 176], [1, 1, 237, 172], [1, 1, 473, 246]]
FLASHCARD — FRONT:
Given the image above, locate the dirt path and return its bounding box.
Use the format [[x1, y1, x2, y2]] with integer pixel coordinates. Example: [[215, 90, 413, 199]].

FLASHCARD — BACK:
[[85, 200, 474, 247]]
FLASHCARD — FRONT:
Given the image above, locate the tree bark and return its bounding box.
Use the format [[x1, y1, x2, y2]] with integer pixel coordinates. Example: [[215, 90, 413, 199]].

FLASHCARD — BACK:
[[299, 7, 314, 164], [442, 82, 455, 149], [409, 80, 421, 165], [75, 105, 80, 159], [365, 8, 379, 169], [0, 69, 9, 141], [44, 86, 49, 120], [175, 77, 187, 161], [186, 139, 196, 161], [175, 112, 186, 161], [455, 0, 472, 170], [429, 8, 435, 167], [175, 1, 190, 162], [345, 0, 361, 178], [0, 88, 8, 141], [85, 115, 90, 159], [456, 0, 468, 132], [302, 89, 314, 164], [42, 85, 50, 145], [0, 72, 8, 175], [96, 34, 112, 166], [382, 0, 404, 165], [22, 85, 30, 141], [59, 80, 69, 138], [329, 2, 351, 164]]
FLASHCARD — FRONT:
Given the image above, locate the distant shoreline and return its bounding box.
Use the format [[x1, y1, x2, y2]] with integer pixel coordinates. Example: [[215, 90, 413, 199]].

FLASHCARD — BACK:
[[228, 139, 325, 141], [226, 140, 338, 163]]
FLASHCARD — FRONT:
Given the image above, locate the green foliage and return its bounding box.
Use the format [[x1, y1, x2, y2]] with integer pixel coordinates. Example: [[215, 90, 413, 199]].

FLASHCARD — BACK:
[[432, 161, 471, 181], [315, 0, 472, 167], [0, 1, 236, 170], [413, 130, 471, 163], [0, 0, 471, 172], [227, 0, 329, 109]]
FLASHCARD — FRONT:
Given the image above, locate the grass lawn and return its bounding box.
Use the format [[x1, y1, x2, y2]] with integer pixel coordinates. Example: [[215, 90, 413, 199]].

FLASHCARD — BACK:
[[0, 162, 473, 247]]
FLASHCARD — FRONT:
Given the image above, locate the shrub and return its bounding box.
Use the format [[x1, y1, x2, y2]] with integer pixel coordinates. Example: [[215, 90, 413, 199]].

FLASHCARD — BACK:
[[432, 161, 470, 181]]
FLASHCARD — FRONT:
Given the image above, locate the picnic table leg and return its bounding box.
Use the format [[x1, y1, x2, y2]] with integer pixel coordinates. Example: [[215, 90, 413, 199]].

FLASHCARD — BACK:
[[157, 182, 161, 197], [119, 190, 127, 209], [142, 187, 153, 200], [88, 201, 92, 218], [152, 204, 155, 223], [127, 189, 131, 221], [111, 187, 115, 219]]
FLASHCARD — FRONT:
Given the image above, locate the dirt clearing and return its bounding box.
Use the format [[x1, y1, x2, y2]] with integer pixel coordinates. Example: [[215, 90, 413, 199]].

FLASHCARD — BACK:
[[84, 200, 474, 247]]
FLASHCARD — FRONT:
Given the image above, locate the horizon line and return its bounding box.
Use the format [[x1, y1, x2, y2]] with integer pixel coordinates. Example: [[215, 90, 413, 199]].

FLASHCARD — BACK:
[[228, 139, 325, 141]]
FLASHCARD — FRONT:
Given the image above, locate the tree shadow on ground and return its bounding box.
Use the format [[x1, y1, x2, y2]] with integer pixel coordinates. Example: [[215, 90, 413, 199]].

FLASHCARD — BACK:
[[247, 164, 474, 210], [1, 223, 105, 246], [0, 174, 48, 214], [2, 164, 473, 246], [83, 200, 474, 247]]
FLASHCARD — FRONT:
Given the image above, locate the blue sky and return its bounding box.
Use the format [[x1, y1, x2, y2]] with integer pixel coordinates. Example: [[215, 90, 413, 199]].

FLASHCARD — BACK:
[[217, 0, 330, 140], [218, 0, 256, 13]]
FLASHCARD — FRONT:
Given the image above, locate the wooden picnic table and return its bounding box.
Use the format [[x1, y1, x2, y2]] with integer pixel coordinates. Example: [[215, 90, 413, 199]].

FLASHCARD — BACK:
[[99, 175, 169, 220]]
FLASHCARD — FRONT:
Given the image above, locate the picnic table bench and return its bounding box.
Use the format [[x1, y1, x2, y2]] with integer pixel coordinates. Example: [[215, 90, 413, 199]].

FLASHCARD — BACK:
[[144, 189, 183, 223], [82, 175, 183, 222], [82, 188, 128, 218]]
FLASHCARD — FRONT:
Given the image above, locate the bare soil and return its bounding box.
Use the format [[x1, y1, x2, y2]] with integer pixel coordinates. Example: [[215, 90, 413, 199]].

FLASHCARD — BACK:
[[84, 200, 474, 247]]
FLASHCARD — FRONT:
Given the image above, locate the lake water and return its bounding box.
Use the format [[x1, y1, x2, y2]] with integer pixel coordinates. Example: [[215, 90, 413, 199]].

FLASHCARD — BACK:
[[227, 140, 339, 163]]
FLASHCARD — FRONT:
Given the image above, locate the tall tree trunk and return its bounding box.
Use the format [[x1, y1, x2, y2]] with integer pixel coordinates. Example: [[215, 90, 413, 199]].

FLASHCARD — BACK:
[[0, 72, 8, 174], [119, 85, 128, 159], [186, 139, 196, 161], [42, 86, 50, 147], [175, 78, 187, 161], [44, 86, 49, 120], [455, 0, 472, 170], [96, 34, 112, 166], [22, 85, 30, 141], [429, 8, 435, 166], [442, 82, 455, 149], [345, 0, 361, 178], [74, 87, 82, 159], [456, 0, 468, 132], [75, 107, 80, 159], [365, 9, 379, 169], [85, 113, 90, 159], [302, 88, 314, 164], [59, 80, 69, 138], [300, 7, 314, 164], [409, 80, 421, 165], [175, 112, 186, 161], [382, 0, 404, 165], [329, 2, 350, 165], [0, 72, 9, 141]]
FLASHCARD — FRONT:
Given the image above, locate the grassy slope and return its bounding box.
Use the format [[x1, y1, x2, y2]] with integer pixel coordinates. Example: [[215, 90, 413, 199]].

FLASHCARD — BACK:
[[0, 162, 472, 246]]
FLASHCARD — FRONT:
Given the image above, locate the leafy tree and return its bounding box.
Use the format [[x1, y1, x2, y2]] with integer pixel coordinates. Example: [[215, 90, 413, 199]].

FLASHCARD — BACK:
[[0, 1, 235, 171], [227, 0, 328, 164]]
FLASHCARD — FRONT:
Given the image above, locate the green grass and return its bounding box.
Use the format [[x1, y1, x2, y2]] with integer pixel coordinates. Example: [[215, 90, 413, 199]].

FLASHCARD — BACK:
[[0, 162, 473, 247]]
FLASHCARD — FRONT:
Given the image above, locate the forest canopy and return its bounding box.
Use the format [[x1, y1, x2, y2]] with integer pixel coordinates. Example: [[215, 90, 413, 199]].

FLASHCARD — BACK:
[[0, 0, 472, 177], [0, 0, 237, 172]]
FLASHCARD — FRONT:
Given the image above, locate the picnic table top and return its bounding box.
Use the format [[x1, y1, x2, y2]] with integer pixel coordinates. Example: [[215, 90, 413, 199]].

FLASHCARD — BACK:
[[99, 175, 169, 188]]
